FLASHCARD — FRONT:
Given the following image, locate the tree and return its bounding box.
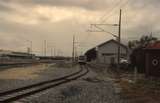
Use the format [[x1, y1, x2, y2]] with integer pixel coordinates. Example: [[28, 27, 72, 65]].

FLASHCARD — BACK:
[[128, 40, 139, 49], [139, 35, 158, 47], [128, 35, 158, 49]]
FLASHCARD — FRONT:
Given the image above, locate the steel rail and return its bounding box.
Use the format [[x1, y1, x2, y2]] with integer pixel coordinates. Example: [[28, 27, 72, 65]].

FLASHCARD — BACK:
[[0, 65, 89, 103], [0, 65, 83, 97]]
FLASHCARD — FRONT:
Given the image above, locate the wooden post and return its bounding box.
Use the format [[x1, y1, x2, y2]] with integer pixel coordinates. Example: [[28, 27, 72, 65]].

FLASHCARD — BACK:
[[145, 53, 150, 77], [134, 67, 138, 82]]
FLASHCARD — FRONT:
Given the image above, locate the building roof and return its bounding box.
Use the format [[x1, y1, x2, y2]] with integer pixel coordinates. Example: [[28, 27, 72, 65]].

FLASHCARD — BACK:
[[84, 39, 129, 55], [146, 41, 160, 49], [97, 39, 128, 49]]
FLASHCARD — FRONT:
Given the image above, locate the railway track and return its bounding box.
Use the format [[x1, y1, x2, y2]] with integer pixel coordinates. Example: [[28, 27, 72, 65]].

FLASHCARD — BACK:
[[0, 65, 89, 103]]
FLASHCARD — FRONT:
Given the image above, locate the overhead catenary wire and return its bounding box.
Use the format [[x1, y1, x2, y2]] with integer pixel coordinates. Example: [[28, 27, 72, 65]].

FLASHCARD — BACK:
[[78, 0, 123, 49], [91, 0, 131, 44], [99, 0, 130, 24], [87, 0, 130, 39], [73, 0, 131, 53], [99, 0, 122, 23], [84, 0, 121, 49], [83, 1, 125, 51]]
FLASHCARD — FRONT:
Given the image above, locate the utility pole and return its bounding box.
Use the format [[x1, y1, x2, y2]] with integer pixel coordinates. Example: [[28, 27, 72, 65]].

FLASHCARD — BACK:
[[30, 41, 32, 54], [44, 40, 47, 56], [31, 41, 33, 54], [88, 9, 122, 67], [117, 9, 122, 67], [42, 42, 43, 56], [30, 41, 33, 58], [54, 47, 56, 57], [72, 35, 75, 63], [51, 48, 53, 57], [26, 40, 32, 54], [75, 46, 77, 61]]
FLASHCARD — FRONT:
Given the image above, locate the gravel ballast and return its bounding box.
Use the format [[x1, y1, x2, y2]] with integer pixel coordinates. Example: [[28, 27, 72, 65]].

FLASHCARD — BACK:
[[16, 65, 126, 103], [0, 63, 79, 93]]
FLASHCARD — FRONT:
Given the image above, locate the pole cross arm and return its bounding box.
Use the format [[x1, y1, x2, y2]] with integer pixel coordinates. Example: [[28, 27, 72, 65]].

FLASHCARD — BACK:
[[87, 24, 118, 38], [91, 24, 119, 26]]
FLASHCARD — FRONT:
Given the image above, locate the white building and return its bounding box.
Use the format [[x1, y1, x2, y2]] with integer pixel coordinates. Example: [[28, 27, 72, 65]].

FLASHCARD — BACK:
[[96, 39, 129, 64]]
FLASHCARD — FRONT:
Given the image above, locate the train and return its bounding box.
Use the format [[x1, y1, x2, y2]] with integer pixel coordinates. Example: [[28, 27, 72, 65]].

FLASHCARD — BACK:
[[0, 50, 37, 66], [78, 55, 86, 65], [0, 50, 69, 66]]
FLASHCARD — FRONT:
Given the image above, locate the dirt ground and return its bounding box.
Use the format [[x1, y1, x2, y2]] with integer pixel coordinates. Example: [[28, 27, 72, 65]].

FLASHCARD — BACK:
[[88, 63, 160, 103], [119, 77, 160, 103], [0, 64, 49, 80]]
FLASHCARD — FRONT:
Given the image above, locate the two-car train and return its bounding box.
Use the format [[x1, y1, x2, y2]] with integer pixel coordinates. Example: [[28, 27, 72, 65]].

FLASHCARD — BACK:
[[0, 50, 37, 65], [78, 55, 86, 65]]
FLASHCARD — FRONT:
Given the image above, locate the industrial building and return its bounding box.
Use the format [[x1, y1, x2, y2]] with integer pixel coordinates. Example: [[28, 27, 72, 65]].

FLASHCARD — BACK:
[[85, 39, 129, 65]]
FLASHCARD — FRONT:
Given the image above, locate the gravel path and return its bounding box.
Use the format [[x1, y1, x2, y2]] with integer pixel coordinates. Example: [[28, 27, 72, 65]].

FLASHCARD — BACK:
[[15, 66, 126, 103]]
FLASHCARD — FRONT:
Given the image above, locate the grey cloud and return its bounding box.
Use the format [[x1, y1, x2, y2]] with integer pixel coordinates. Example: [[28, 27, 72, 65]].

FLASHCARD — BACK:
[[122, 19, 160, 41], [0, 18, 85, 56], [1, 0, 160, 56], [1, 0, 160, 12], [0, 3, 13, 12], [129, 0, 160, 11], [0, 0, 113, 11], [30, 0, 160, 11]]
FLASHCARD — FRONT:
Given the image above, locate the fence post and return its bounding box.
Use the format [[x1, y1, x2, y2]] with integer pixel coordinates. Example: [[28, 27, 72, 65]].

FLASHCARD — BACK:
[[134, 67, 138, 83]]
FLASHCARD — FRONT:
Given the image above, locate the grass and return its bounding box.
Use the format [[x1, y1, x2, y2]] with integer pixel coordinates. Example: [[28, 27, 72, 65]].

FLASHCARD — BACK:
[[119, 78, 160, 103], [89, 63, 160, 103]]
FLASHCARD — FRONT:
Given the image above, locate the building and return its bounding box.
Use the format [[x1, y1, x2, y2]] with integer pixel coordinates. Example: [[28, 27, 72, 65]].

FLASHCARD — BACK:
[[85, 39, 129, 64], [144, 41, 160, 77], [146, 41, 160, 49]]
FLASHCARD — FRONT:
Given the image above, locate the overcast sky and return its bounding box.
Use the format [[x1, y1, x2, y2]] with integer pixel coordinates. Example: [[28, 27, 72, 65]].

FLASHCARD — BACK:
[[0, 0, 160, 56]]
